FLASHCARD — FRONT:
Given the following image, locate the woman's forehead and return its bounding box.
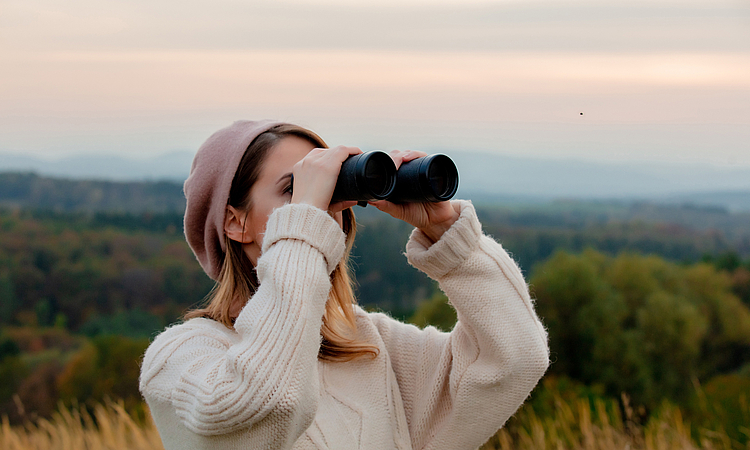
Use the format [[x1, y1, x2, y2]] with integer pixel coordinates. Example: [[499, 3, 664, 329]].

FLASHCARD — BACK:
[[257, 135, 315, 182]]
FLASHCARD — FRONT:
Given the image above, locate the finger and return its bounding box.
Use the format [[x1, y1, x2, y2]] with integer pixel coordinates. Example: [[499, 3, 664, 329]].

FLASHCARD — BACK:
[[292, 147, 330, 170], [389, 150, 427, 169], [327, 145, 363, 162], [367, 200, 385, 209], [367, 200, 399, 216], [388, 149, 408, 170], [294, 146, 362, 179], [402, 150, 427, 163], [329, 200, 358, 215]]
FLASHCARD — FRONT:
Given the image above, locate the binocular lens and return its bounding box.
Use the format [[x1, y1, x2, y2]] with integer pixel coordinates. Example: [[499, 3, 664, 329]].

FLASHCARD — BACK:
[[365, 157, 390, 197], [428, 159, 450, 198]]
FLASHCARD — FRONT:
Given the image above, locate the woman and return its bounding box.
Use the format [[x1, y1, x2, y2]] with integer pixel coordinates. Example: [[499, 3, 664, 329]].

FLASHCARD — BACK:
[[139, 120, 549, 450]]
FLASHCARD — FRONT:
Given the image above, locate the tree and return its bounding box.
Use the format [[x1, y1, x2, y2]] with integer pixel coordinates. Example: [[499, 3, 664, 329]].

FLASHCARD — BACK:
[[408, 291, 457, 332], [0, 338, 29, 420], [0, 271, 18, 324], [57, 335, 149, 410], [531, 250, 750, 407]]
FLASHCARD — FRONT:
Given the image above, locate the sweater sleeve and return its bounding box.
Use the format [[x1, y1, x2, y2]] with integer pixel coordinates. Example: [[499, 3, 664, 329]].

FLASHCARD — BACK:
[[369, 200, 549, 450], [139, 203, 344, 445]]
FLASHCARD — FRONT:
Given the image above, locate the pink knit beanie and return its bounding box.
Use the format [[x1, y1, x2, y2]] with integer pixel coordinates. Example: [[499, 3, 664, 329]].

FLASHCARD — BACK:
[[184, 119, 286, 280]]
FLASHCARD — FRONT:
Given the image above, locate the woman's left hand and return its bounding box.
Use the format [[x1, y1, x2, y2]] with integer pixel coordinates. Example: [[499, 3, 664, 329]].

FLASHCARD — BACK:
[[368, 150, 460, 244]]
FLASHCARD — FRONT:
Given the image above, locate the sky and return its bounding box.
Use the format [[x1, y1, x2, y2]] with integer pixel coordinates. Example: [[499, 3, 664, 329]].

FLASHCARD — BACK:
[[1, 0, 749, 167]]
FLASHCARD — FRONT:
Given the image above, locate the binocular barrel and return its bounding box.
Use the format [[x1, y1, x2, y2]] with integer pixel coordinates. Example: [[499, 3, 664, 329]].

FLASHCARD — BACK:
[[330, 151, 397, 202], [330, 151, 459, 203]]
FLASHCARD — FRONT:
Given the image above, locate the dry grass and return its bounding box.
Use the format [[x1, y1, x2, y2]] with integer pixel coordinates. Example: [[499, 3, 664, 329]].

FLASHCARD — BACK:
[[2, 397, 748, 450], [482, 394, 750, 450], [1, 402, 163, 450]]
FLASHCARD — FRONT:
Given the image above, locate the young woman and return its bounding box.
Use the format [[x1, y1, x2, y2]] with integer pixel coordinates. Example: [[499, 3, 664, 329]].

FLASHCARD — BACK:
[[139, 120, 549, 450]]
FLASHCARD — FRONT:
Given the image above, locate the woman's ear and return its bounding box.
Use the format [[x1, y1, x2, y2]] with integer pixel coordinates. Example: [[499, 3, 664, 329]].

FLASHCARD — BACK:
[[224, 206, 253, 243]]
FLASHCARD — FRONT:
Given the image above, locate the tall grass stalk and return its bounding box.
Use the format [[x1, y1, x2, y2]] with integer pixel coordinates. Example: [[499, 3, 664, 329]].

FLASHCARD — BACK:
[[482, 393, 750, 450], [1, 401, 163, 450]]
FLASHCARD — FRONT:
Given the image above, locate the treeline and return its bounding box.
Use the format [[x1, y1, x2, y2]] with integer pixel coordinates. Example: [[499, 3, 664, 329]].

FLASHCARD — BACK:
[[478, 199, 750, 270], [0, 209, 212, 332], [2, 203, 749, 328], [2, 205, 748, 324], [2, 171, 749, 315], [0, 172, 185, 213]]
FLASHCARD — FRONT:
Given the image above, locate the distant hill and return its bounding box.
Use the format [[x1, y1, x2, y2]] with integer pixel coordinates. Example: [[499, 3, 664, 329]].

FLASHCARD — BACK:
[[2, 151, 750, 208], [2, 170, 750, 218], [446, 152, 750, 204], [2, 152, 750, 215], [664, 191, 750, 214], [0, 152, 193, 182], [0, 172, 185, 213]]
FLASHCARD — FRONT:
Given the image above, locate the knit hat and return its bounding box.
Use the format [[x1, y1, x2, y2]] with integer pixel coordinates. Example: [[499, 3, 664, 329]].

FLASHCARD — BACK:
[[184, 119, 286, 280]]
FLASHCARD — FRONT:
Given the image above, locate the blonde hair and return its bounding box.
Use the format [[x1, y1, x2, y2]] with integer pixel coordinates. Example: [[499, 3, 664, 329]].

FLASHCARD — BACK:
[[185, 124, 379, 362]]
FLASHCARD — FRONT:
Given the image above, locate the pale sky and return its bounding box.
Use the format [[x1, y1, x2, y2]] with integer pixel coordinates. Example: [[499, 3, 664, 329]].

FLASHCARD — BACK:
[[1, 0, 749, 166]]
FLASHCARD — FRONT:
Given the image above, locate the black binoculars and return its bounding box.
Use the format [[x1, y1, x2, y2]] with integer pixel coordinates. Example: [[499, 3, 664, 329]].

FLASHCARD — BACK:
[[330, 151, 459, 203]]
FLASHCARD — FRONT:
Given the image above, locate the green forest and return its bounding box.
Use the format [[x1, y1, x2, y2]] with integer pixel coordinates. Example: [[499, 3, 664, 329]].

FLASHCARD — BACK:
[[1, 173, 750, 446]]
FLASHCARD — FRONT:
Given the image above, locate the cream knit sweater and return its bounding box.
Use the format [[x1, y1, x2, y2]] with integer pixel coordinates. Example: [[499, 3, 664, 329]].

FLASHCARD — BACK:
[[139, 200, 549, 450]]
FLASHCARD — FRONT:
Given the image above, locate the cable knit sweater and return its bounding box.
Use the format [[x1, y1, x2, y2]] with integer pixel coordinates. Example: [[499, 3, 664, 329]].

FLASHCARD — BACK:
[[139, 200, 549, 450]]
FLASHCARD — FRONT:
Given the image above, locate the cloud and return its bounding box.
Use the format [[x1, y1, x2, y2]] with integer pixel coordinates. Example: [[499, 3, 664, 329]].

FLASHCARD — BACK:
[[3, 0, 749, 53], [3, 50, 748, 115]]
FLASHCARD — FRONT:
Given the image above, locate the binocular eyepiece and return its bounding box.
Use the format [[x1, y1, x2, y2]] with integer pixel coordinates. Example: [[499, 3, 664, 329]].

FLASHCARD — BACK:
[[330, 151, 459, 203]]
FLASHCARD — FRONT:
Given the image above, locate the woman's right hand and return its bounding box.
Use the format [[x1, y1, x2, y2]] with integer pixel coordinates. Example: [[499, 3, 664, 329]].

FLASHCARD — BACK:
[[290, 145, 362, 214]]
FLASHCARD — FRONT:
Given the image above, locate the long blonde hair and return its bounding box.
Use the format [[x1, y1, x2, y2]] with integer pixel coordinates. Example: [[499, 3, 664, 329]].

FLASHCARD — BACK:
[[185, 124, 379, 362]]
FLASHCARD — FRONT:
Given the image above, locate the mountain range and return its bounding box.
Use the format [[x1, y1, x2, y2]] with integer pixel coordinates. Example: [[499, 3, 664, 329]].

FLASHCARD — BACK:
[[1, 150, 749, 211]]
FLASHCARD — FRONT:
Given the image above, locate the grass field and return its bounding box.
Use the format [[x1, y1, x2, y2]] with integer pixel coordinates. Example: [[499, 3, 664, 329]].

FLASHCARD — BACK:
[[482, 396, 748, 450], [1, 402, 162, 450], [3, 394, 748, 450]]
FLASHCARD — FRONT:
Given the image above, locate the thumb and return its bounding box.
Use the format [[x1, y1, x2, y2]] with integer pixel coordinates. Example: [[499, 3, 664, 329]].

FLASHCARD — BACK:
[[368, 200, 402, 217]]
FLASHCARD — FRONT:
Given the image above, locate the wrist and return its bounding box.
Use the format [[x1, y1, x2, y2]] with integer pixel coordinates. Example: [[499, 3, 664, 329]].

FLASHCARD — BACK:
[[291, 193, 328, 212], [419, 210, 460, 244]]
